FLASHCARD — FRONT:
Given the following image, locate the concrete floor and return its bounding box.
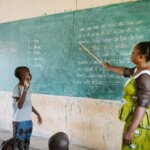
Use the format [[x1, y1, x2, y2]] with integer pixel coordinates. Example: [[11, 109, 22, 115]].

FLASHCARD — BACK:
[[0, 129, 93, 150]]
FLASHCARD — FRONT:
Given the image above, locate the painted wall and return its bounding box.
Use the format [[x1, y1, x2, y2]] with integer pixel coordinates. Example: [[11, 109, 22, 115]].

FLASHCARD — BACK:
[[0, 91, 124, 150], [0, 0, 137, 149], [0, 0, 137, 23]]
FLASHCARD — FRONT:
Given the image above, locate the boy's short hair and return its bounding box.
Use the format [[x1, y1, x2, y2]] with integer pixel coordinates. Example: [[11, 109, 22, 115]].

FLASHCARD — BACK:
[[14, 66, 29, 80], [48, 132, 69, 150], [0, 138, 25, 150]]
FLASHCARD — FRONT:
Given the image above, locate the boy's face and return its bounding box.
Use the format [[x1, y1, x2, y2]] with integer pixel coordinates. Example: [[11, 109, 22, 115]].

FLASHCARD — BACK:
[[23, 69, 32, 82]]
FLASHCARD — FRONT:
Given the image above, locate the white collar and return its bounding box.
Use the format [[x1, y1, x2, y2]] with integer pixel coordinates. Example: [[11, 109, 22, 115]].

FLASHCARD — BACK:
[[133, 70, 150, 79]]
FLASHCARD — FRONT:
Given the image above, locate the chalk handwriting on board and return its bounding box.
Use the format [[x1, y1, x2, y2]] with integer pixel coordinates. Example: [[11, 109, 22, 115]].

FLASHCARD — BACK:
[[76, 20, 144, 86], [27, 39, 43, 71], [0, 42, 17, 65], [0, 0, 149, 100]]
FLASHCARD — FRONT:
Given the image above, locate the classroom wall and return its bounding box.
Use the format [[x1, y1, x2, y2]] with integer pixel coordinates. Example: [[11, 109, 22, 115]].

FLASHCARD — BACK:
[[0, 91, 124, 150], [0, 0, 136, 150], [0, 0, 137, 23]]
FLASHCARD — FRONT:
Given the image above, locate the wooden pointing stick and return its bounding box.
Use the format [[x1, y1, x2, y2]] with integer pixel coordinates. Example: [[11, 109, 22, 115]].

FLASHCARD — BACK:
[[79, 43, 103, 65]]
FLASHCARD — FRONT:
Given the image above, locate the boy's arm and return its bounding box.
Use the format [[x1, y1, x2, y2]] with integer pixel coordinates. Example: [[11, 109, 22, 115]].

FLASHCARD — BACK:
[[32, 106, 42, 124], [17, 79, 30, 109], [17, 90, 27, 109]]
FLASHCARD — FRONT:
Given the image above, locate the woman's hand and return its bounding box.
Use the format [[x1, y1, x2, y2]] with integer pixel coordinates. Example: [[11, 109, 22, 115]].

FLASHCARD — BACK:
[[102, 62, 111, 70], [123, 130, 134, 145]]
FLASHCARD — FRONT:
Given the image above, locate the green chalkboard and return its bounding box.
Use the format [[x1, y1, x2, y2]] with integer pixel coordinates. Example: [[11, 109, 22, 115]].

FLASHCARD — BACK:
[[0, 0, 150, 100]]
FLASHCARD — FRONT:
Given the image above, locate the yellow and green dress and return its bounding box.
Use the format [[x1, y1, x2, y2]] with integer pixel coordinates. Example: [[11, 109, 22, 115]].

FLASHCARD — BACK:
[[119, 71, 150, 150]]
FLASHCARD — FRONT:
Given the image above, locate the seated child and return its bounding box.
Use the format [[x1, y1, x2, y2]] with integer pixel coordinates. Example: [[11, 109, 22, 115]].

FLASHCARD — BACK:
[[0, 138, 24, 150], [48, 132, 69, 150]]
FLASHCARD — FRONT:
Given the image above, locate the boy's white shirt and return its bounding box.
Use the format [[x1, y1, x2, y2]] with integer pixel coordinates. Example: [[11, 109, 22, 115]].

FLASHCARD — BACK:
[[12, 84, 32, 122]]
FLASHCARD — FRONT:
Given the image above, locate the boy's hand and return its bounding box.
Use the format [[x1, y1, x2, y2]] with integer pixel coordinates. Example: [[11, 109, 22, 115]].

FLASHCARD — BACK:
[[37, 114, 42, 125], [24, 76, 31, 91]]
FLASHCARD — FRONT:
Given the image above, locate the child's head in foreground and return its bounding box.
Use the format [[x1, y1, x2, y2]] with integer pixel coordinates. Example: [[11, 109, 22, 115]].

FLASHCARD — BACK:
[[48, 132, 69, 150]]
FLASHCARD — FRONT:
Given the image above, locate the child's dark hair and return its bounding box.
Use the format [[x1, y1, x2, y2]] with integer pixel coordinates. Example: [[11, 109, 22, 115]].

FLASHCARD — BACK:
[[0, 138, 25, 150], [14, 66, 29, 80], [48, 132, 69, 150], [137, 41, 150, 61]]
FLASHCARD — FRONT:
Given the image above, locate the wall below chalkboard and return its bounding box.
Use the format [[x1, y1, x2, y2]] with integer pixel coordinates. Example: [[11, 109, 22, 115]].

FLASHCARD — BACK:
[[0, 91, 123, 150], [0, 0, 149, 100]]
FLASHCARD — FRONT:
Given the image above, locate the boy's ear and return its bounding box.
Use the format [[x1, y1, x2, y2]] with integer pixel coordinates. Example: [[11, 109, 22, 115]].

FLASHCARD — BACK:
[[139, 54, 144, 60], [140, 55, 142, 59], [21, 75, 26, 80]]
